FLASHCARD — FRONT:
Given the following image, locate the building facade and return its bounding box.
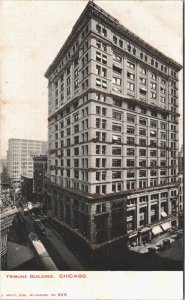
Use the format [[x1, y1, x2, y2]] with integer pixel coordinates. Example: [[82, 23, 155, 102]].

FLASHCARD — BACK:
[[178, 144, 184, 174], [33, 155, 47, 202], [7, 139, 48, 187], [1, 207, 18, 270], [45, 2, 182, 248], [21, 175, 33, 202], [178, 173, 183, 228]]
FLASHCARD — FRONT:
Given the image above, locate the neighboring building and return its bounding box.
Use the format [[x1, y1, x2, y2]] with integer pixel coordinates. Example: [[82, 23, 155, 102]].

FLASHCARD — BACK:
[[21, 175, 33, 202], [0, 159, 10, 185], [178, 144, 184, 174], [33, 155, 47, 202], [45, 2, 182, 249], [7, 139, 48, 187], [1, 207, 18, 270], [178, 173, 183, 228]]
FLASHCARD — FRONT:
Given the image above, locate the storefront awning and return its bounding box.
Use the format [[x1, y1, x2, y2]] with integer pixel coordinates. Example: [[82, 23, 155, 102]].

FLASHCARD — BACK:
[[129, 233, 138, 238], [140, 87, 147, 92], [161, 211, 167, 217], [112, 136, 119, 140], [152, 226, 163, 235], [140, 227, 151, 233], [161, 222, 171, 231]]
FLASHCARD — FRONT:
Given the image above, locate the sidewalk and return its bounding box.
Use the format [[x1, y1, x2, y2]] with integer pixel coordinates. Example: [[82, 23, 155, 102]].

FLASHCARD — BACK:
[[43, 223, 83, 270], [130, 229, 182, 254]]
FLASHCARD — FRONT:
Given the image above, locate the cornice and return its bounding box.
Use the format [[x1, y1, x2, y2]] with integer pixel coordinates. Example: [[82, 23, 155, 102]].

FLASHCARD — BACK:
[[45, 1, 182, 79]]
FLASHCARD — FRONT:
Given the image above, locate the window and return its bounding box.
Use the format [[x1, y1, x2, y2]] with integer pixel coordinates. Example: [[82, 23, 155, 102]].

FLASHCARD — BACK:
[[139, 139, 146, 146], [128, 72, 135, 80], [67, 87, 71, 96], [112, 76, 121, 85], [139, 149, 146, 156], [161, 96, 165, 103], [96, 118, 100, 128], [128, 104, 135, 111], [151, 73, 156, 80], [127, 114, 135, 123], [96, 65, 101, 75], [127, 170, 135, 178], [161, 123, 166, 129], [102, 28, 107, 37], [112, 147, 121, 155], [140, 67, 146, 75], [127, 126, 135, 134], [74, 159, 79, 167], [112, 159, 121, 167], [66, 128, 71, 136], [112, 123, 121, 132], [151, 82, 157, 89], [150, 120, 157, 128], [160, 87, 165, 94], [139, 160, 146, 167], [113, 35, 117, 44], [96, 106, 100, 115], [127, 82, 135, 91], [74, 124, 79, 133], [102, 119, 106, 129], [150, 130, 157, 137], [127, 159, 135, 167], [112, 110, 121, 120], [150, 150, 157, 157], [96, 52, 107, 64], [113, 99, 122, 107], [74, 147, 79, 155], [139, 118, 147, 126], [112, 171, 121, 179], [96, 78, 107, 89], [113, 52, 122, 62], [119, 39, 123, 47], [74, 136, 79, 144], [139, 170, 146, 177], [150, 160, 157, 167], [127, 61, 135, 69], [151, 92, 156, 99], [140, 77, 146, 85], [127, 137, 135, 145], [66, 149, 71, 156], [127, 148, 135, 156], [102, 107, 106, 116], [102, 158, 106, 167], [102, 80, 107, 88], [96, 93, 106, 102], [96, 24, 101, 33], [139, 128, 146, 136]]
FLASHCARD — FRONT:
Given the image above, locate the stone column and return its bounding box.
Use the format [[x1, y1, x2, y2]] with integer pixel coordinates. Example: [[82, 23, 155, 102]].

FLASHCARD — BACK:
[[106, 202, 112, 240], [136, 197, 140, 229], [147, 195, 151, 225], [158, 193, 161, 221], [70, 198, 74, 227], [89, 204, 96, 243]]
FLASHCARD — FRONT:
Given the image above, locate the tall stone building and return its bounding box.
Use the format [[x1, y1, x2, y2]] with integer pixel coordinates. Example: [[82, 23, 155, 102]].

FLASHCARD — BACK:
[[33, 155, 47, 202], [7, 139, 48, 187], [45, 1, 182, 248]]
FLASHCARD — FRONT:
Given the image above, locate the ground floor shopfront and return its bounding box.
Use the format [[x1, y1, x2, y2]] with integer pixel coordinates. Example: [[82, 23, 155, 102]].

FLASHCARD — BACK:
[[46, 182, 179, 249]]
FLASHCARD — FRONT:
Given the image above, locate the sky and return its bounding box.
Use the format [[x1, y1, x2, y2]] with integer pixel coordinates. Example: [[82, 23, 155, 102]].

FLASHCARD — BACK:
[[1, 0, 183, 159]]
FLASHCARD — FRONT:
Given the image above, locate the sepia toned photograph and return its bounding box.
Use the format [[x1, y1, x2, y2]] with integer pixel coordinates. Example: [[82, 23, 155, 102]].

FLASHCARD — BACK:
[[0, 0, 183, 298]]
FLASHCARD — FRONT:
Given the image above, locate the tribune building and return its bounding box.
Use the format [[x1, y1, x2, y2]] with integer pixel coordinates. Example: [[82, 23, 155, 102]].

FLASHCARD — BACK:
[[45, 1, 182, 248]]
